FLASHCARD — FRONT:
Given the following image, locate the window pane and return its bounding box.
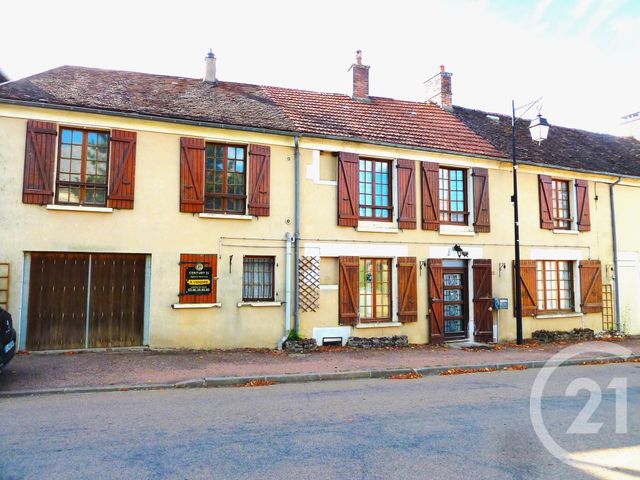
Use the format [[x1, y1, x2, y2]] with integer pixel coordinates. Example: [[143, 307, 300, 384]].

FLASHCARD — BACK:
[[69, 187, 80, 204]]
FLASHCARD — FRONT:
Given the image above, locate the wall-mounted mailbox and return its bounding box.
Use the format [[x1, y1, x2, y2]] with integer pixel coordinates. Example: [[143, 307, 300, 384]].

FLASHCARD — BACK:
[[493, 298, 508, 310]]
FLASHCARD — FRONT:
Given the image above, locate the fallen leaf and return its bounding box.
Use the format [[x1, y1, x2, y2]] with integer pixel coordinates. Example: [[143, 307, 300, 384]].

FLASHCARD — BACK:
[[389, 371, 423, 380], [237, 379, 277, 388]]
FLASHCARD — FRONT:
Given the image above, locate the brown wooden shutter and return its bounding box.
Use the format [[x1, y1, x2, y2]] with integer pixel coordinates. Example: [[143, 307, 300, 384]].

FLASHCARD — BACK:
[[575, 179, 591, 232], [472, 259, 493, 342], [22, 120, 57, 205], [337, 152, 359, 226], [421, 161, 440, 230], [428, 258, 444, 344], [579, 260, 603, 313], [179, 254, 217, 304], [538, 174, 554, 230], [396, 160, 417, 229], [338, 256, 359, 325], [397, 257, 418, 323], [472, 167, 490, 233], [248, 144, 271, 216], [514, 260, 538, 316], [179, 137, 205, 213], [108, 129, 137, 209]]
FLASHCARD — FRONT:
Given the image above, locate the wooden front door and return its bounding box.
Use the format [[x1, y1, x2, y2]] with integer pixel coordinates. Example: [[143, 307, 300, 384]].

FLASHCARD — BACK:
[[443, 267, 468, 340], [27, 252, 146, 350]]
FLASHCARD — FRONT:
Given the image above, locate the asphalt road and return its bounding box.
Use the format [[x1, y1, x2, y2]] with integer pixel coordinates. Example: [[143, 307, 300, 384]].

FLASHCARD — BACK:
[[1, 363, 638, 480]]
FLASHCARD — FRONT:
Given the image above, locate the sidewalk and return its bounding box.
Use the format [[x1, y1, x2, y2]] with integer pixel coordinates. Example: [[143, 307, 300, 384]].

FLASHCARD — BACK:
[[2, 339, 639, 395]]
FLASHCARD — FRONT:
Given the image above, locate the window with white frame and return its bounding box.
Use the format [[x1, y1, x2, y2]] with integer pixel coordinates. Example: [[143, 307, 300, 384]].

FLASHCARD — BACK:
[[536, 260, 574, 312]]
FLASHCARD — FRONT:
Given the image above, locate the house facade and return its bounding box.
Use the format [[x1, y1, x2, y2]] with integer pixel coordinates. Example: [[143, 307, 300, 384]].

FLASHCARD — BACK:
[[0, 53, 639, 351]]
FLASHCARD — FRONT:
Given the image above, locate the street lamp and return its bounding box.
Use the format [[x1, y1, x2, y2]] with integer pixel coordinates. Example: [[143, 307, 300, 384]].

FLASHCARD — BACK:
[[512, 100, 549, 345], [529, 113, 550, 144]]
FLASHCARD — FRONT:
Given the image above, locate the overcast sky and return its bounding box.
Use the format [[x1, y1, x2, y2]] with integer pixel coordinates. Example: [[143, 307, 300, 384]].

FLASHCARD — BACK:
[[3, 0, 639, 134]]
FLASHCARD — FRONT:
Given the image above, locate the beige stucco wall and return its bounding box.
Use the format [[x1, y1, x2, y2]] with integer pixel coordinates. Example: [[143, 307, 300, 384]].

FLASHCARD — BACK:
[[608, 183, 640, 334], [295, 137, 620, 343], [0, 105, 296, 349], [0, 102, 636, 349]]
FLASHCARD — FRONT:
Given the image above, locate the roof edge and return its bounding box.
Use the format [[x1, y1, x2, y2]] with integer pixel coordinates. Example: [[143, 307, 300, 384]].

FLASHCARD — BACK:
[[0, 98, 508, 162]]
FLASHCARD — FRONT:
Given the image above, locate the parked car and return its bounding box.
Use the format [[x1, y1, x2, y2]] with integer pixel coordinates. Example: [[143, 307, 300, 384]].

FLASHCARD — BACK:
[[0, 307, 16, 370]]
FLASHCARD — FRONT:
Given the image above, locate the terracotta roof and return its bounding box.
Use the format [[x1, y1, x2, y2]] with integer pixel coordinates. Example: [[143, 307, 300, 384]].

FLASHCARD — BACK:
[[263, 86, 503, 157], [454, 106, 640, 178], [0, 66, 503, 159]]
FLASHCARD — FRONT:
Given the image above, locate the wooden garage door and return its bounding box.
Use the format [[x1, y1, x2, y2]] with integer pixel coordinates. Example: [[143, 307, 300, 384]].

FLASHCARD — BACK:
[[27, 253, 89, 350], [89, 254, 146, 348], [27, 252, 146, 350]]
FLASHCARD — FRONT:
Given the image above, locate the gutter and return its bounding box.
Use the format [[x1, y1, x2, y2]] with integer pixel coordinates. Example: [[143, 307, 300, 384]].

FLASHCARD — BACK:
[[294, 135, 301, 334], [278, 232, 294, 349], [610, 177, 623, 332]]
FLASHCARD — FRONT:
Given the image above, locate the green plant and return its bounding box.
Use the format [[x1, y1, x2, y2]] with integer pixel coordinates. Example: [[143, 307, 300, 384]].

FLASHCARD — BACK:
[[287, 330, 303, 342]]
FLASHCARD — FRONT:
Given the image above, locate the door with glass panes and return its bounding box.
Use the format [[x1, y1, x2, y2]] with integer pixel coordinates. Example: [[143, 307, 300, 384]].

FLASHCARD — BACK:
[[443, 267, 468, 340]]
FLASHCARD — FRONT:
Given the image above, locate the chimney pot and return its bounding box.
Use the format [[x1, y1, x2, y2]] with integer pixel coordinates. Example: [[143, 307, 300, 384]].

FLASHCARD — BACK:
[[351, 50, 370, 100], [204, 49, 217, 84]]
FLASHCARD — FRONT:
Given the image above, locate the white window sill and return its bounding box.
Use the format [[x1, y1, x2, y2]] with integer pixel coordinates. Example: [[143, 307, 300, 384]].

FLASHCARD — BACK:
[[319, 285, 338, 290], [355, 322, 401, 329], [315, 180, 337, 186], [535, 312, 584, 319], [439, 224, 475, 236], [199, 213, 253, 220], [237, 301, 283, 307], [46, 204, 113, 213], [172, 303, 222, 309], [553, 229, 579, 235], [357, 221, 399, 233]]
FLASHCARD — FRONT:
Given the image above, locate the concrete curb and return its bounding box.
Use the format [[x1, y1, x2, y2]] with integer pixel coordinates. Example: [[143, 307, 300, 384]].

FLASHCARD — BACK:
[[1, 354, 639, 398]]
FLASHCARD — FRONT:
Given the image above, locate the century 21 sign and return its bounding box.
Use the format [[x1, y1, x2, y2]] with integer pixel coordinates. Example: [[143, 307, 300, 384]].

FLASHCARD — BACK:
[[185, 262, 213, 295]]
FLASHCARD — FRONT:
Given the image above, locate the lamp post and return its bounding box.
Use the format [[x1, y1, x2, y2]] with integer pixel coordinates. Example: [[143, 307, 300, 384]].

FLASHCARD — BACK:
[[512, 101, 549, 345]]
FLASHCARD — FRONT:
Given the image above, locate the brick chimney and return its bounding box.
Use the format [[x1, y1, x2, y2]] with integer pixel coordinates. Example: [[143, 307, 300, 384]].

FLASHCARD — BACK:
[[350, 50, 370, 100], [204, 49, 217, 84], [424, 65, 452, 111]]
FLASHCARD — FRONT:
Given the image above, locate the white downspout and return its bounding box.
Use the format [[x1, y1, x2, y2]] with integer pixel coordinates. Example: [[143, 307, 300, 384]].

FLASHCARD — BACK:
[[278, 232, 293, 349]]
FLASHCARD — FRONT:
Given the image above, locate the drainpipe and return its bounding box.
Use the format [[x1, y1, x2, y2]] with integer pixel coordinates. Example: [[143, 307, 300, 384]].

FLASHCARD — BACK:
[[610, 177, 622, 332], [294, 135, 301, 334], [278, 232, 293, 349]]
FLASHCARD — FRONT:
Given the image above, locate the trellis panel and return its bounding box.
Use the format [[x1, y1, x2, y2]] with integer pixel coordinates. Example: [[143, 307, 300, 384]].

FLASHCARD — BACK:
[[299, 256, 320, 312]]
